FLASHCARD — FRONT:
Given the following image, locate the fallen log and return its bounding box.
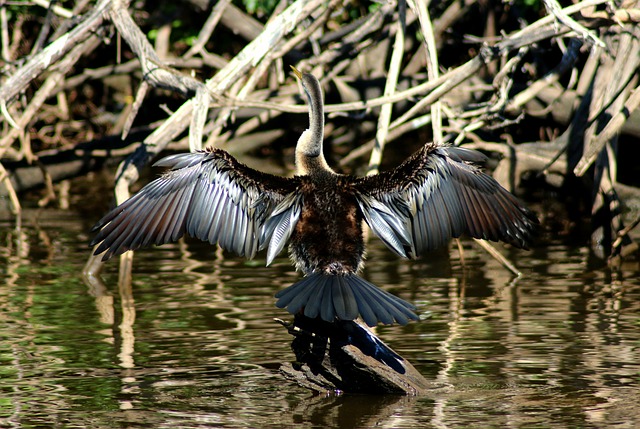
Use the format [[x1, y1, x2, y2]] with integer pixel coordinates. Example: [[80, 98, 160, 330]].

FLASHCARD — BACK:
[[278, 315, 443, 395]]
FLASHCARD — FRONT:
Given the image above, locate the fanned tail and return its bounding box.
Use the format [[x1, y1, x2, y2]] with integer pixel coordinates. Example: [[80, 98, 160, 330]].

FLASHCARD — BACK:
[[274, 273, 419, 326]]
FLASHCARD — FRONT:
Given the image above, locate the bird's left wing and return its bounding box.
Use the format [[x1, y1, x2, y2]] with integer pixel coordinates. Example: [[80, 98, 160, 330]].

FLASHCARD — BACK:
[[354, 143, 538, 259], [91, 148, 300, 261]]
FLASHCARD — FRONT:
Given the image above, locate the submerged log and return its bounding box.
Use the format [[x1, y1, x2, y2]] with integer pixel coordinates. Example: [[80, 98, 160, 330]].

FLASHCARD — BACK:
[[278, 315, 434, 395]]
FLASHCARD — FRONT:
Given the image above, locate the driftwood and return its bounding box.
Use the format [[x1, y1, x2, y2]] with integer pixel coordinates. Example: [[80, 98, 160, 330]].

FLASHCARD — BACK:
[[277, 315, 438, 395], [2, 3, 640, 260]]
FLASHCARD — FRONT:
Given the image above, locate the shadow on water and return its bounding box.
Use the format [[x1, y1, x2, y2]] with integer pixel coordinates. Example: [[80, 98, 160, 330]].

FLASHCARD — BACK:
[[0, 207, 639, 428]]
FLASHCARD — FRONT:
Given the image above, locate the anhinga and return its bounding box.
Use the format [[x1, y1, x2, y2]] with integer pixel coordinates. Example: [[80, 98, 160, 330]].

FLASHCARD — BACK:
[[91, 67, 538, 326]]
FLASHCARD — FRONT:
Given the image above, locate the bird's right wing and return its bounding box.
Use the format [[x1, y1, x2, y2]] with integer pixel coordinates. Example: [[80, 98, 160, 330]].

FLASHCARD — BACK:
[[91, 148, 301, 261], [354, 143, 538, 259]]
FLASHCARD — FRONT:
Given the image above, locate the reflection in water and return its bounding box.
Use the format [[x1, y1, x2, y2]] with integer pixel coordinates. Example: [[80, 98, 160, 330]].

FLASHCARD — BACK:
[[0, 208, 639, 428], [117, 253, 136, 370]]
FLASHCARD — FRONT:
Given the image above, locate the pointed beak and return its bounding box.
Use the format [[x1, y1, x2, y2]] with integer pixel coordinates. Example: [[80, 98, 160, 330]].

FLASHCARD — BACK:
[[290, 65, 303, 80]]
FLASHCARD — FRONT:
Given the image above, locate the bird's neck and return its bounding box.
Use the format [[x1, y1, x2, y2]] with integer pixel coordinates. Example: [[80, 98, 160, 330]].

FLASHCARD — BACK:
[[295, 81, 334, 176], [295, 130, 333, 175]]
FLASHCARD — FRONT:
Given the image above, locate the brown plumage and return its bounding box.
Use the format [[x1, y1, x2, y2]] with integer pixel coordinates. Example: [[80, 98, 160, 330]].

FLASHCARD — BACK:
[[91, 68, 538, 326]]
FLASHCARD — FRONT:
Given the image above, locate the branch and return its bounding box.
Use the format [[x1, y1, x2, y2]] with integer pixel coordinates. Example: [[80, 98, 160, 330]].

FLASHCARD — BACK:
[[367, 5, 405, 175], [0, 0, 110, 106], [542, 0, 605, 47]]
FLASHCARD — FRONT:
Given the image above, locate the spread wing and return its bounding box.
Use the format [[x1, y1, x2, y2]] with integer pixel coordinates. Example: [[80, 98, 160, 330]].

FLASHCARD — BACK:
[[354, 143, 538, 259], [91, 148, 301, 261]]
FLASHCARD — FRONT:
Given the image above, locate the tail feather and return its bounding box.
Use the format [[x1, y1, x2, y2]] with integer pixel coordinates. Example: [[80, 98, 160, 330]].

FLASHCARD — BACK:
[[347, 284, 377, 327], [300, 275, 327, 319], [282, 279, 317, 315], [350, 282, 395, 325], [349, 276, 414, 326], [334, 278, 358, 321], [274, 273, 418, 326], [320, 278, 334, 323]]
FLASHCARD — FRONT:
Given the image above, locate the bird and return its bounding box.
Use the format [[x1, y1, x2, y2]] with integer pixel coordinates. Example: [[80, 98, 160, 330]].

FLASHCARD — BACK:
[[91, 67, 538, 327]]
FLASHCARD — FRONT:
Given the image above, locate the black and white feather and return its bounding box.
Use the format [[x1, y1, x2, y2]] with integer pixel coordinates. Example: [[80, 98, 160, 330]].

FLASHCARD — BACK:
[[91, 70, 538, 327], [355, 143, 538, 259], [91, 148, 299, 261]]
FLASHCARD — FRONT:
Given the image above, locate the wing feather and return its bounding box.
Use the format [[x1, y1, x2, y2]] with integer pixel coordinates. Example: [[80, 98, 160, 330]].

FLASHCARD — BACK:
[[263, 192, 303, 266], [355, 143, 538, 258], [91, 148, 300, 261], [356, 194, 411, 258]]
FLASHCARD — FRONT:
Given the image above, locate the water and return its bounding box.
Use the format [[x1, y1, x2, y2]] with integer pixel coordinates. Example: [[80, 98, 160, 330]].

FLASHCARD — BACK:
[[1, 207, 639, 428]]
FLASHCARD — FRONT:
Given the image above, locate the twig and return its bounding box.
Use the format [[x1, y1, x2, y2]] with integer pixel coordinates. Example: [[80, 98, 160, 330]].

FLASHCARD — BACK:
[[121, 81, 150, 140], [0, 33, 101, 156], [612, 214, 640, 249], [63, 59, 140, 89], [218, 3, 264, 42], [310, 1, 397, 68], [0, 162, 21, 229], [388, 0, 608, 133], [190, 86, 209, 151], [32, 0, 74, 19], [408, 0, 443, 143], [36, 160, 57, 207], [455, 239, 465, 267], [0, 72, 64, 157], [50, 0, 93, 40], [0, 3, 10, 62], [506, 38, 583, 113], [183, 0, 232, 59], [30, 1, 55, 56], [367, 4, 405, 175], [473, 238, 521, 276], [574, 25, 640, 177], [389, 54, 484, 130], [212, 0, 314, 135], [542, 0, 605, 47], [6, 11, 25, 61], [0, 0, 110, 106], [339, 113, 432, 167], [208, 0, 324, 91], [109, 0, 204, 96], [491, 47, 527, 113], [581, 6, 640, 23], [272, 0, 340, 60], [576, 82, 640, 176], [451, 48, 526, 143], [508, 0, 609, 43], [206, 0, 332, 147]]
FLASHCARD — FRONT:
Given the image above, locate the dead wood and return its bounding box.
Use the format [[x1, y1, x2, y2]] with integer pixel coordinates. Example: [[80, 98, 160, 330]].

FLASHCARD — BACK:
[[0, 131, 146, 197], [1, 0, 639, 263], [277, 315, 440, 395], [2, 0, 640, 398]]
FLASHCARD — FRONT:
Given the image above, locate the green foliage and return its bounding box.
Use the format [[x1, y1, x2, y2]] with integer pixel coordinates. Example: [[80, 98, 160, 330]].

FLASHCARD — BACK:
[[147, 17, 199, 47], [515, 0, 541, 9], [240, 0, 280, 15], [3, 3, 33, 20]]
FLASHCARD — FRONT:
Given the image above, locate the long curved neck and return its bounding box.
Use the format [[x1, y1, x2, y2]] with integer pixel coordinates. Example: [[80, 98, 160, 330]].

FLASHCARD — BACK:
[[295, 74, 334, 175]]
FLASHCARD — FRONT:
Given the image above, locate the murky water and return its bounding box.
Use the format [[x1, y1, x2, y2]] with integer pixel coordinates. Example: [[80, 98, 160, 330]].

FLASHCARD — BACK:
[[1, 207, 639, 428]]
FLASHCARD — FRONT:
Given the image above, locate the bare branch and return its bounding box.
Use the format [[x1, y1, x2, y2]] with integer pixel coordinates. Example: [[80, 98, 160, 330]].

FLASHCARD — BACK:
[[542, 0, 605, 47], [0, 0, 110, 106]]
